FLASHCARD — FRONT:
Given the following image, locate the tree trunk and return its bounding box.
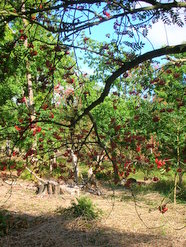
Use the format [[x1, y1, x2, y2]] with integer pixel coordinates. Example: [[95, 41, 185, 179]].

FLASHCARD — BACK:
[[6, 139, 11, 157], [49, 158, 53, 174], [21, 3, 37, 170], [88, 166, 93, 178], [177, 127, 183, 187], [71, 149, 79, 183], [69, 121, 79, 184], [112, 160, 119, 184], [110, 150, 119, 184], [22, 4, 35, 122], [25, 166, 79, 196], [174, 173, 177, 206], [178, 172, 183, 187]]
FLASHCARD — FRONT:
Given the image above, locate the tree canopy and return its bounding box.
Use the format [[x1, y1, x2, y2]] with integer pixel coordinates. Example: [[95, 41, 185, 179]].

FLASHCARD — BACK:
[[0, 1, 185, 192]]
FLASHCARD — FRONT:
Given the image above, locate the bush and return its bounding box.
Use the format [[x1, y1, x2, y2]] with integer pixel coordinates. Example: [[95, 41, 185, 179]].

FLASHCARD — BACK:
[[0, 210, 10, 236], [69, 197, 101, 220], [95, 171, 111, 181]]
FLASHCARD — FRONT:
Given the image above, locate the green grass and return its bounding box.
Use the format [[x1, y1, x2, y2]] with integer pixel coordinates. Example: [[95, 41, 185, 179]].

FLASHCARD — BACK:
[[57, 197, 102, 220], [20, 169, 34, 180], [132, 179, 186, 204], [71, 197, 101, 220], [130, 170, 175, 181]]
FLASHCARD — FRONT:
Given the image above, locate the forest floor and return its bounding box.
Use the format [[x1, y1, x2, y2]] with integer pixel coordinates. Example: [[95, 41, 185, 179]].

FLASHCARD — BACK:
[[0, 179, 185, 247]]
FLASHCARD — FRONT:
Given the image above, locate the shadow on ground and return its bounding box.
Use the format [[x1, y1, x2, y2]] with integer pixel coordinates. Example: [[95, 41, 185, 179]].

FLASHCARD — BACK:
[[0, 209, 180, 247]]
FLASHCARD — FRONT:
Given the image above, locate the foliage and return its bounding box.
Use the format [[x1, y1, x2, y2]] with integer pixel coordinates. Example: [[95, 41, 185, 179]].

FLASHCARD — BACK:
[[0, 210, 10, 236], [68, 197, 101, 220], [0, 1, 185, 206], [0, 210, 30, 236]]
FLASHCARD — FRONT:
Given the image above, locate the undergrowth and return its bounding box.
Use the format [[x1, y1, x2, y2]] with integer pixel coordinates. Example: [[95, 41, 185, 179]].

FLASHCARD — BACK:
[[132, 180, 186, 203], [57, 197, 102, 220], [0, 210, 10, 236]]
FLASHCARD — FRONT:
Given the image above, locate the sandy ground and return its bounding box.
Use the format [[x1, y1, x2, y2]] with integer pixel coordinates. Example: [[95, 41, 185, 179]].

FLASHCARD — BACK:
[[0, 179, 185, 247]]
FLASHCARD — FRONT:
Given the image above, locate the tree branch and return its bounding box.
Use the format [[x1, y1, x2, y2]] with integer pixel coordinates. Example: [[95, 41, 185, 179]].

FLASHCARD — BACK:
[[72, 44, 186, 125], [1, 1, 185, 36]]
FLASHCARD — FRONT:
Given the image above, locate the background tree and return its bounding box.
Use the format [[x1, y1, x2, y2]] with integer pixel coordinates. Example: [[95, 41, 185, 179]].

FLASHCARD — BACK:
[[0, 1, 185, 196]]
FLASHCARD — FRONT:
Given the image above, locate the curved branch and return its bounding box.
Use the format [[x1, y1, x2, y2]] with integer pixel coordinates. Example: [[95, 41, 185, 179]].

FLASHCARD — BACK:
[[88, 112, 111, 160], [1, 1, 186, 35], [61, 1, 186, 36], [73, 44, 186, 125]]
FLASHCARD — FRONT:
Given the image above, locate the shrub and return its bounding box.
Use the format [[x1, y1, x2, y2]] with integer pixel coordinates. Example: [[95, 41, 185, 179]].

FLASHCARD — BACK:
[[95, 171, 111, 181], [69, 197, 101, 220], [0, 210, 10, 236]]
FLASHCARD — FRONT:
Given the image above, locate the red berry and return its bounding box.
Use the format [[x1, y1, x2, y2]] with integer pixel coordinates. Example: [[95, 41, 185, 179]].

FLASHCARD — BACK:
[[173, 73, 180, 79], [31, 15, 36, 21], [83, 37, 89, 43], [153, 176, 159, 182], [30, 50, 38, 56], [49, 112, 54, 118], [177, 168, 182, 173], [65, 50, 70, 55], [166, 69, 172, 74], [152, 116, 160, 122]]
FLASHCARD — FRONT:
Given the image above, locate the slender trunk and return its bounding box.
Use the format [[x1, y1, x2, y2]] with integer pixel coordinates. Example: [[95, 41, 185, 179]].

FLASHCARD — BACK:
[[111, 153, 119, 184], [110, 140, 119, 184], [22, 23, 35, 121], [178, 172, 183, 187], [22, 3, 36, 166], [88, 166, 93, 178], [26, 61, 35, 119], [71, 149, 78, 183], [113, 161, 119, 184], [6, 139, 11, 157], [176, 130, 183, 186], [96, 154, 104, 166], [174, 172, 177, 206], [49, 155, 57, 174], [21, 3, 35, 151], [49, 159, 53, 174], [173, 124, 184, 206], [69, 119, 79, 183]]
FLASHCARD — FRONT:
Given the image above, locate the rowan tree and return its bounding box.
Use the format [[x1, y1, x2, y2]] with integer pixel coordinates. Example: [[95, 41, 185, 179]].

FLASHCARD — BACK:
[[0, 0, 186, 193]]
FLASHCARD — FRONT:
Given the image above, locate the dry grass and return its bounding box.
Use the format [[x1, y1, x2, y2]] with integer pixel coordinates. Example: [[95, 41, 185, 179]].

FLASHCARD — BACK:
[[0, 179, 185, 247]]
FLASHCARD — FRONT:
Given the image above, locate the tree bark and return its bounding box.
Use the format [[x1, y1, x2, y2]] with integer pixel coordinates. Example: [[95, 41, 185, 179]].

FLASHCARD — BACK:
[[71, 149, 79, 183], [6, 139, 11, 157], [25, 166, 79, 195], [22, 3, 35, 122], [174, 173, 177, 206]]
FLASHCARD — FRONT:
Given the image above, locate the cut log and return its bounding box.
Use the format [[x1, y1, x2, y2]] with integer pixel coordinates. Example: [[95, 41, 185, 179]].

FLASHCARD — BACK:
[[25, 166, 80, 196], [81, 175, 102, 196]]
